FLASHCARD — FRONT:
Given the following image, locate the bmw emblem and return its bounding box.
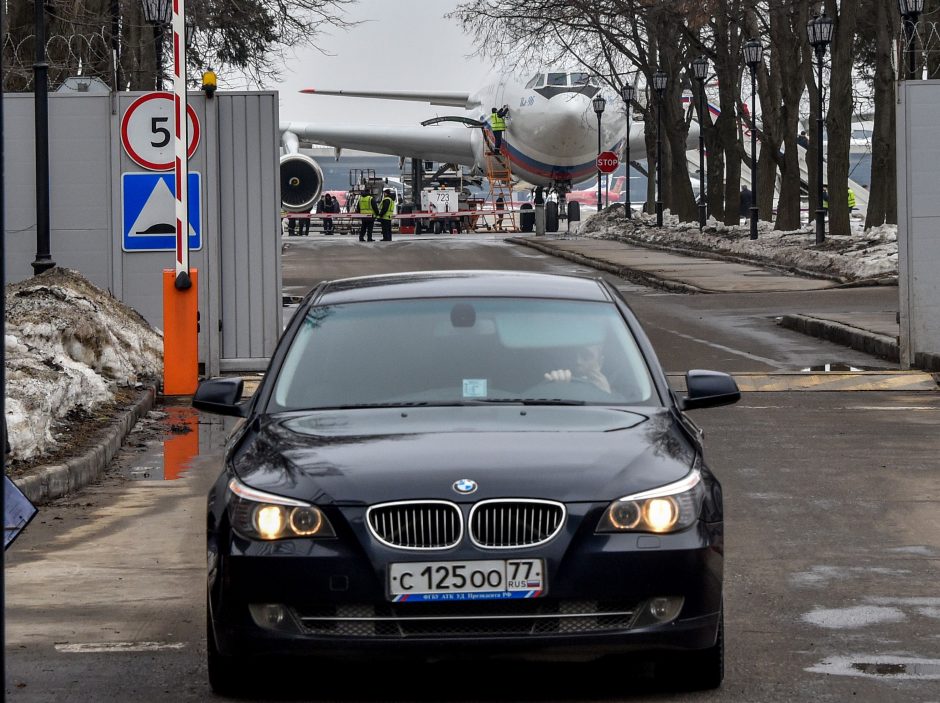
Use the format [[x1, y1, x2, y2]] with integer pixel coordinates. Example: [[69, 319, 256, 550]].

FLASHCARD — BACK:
[[453, 479, 478, 495]]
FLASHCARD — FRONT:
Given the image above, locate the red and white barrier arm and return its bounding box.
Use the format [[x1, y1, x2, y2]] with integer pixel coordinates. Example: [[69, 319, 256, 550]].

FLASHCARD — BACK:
[[172, 0, 190, 289]]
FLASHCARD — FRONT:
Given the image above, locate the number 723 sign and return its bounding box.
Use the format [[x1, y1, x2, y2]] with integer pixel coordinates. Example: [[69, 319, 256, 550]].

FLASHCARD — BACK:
[[121, 92, 201, 172]]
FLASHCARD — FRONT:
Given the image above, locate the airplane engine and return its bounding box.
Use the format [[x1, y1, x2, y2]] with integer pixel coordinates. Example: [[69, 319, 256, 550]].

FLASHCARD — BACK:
[[280, 153, 324, 212]]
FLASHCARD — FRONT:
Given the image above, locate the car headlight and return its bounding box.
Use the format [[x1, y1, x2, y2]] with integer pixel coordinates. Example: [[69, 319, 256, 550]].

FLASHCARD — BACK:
[[597, 469, 704, 534], [227, 478, 335, 540]]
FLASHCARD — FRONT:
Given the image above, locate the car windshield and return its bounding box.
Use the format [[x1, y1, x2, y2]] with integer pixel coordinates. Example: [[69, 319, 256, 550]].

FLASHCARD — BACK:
[[269, 297, 657, 411]]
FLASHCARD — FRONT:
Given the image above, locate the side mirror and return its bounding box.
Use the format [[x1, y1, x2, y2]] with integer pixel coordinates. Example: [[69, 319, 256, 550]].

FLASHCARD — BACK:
[[193, 377, 248, 417], [681, 370, 740, 411]]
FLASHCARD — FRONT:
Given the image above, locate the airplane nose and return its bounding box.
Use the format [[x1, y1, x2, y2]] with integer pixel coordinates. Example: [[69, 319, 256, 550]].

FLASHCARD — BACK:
[[542, 94, 600, 158]]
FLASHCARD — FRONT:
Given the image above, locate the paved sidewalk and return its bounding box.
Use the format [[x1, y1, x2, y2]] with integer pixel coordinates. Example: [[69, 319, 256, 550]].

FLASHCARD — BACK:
[[508, 236, 937, 373]]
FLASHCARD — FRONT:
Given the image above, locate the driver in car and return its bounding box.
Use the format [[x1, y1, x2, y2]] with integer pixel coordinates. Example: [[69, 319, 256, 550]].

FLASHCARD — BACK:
[[543, 344, 611, 393]]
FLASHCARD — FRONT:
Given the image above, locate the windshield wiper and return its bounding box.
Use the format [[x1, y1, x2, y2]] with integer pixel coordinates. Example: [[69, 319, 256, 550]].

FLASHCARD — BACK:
[[471, 398, 587, 406], [288, 398, 586, 411]]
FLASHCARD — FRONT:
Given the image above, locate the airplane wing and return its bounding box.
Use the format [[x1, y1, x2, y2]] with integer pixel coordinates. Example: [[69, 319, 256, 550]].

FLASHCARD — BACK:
[[300, 89, 479, 109], [280, 121, 477, 167]]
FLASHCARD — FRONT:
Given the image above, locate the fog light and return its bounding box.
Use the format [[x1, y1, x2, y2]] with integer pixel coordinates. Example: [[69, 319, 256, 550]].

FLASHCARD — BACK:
[[649, 596, 684, 623], [249, 603, 292, 632], [263, 604, 286, 626]]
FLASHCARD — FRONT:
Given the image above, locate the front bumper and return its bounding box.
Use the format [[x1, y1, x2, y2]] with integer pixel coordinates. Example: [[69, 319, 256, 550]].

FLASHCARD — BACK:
[[209, 502, 723, 662]]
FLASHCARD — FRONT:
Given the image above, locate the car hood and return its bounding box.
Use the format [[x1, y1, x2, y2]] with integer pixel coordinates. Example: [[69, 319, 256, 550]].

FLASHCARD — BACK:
[[231, 406, 696, 504]]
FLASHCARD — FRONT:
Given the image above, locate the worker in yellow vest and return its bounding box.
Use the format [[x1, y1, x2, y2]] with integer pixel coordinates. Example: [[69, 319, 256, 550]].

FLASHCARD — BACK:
[[489, 105, 509, 154], [847, 187, 856, 213], [378, 189, 396, 241], [358, 190, 375, 242]]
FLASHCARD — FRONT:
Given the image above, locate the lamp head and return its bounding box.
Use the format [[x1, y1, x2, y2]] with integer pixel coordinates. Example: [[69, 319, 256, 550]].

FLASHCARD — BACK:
[[899, 0, 925, 18], [621, 83, 636, 104], [652, 70, 668, 94], [692, 55, 709, 81], [141, 0, 172, 25], [807, 14, 834, 51], [592, 94, 607, 115], [744, 39, 764, 69]]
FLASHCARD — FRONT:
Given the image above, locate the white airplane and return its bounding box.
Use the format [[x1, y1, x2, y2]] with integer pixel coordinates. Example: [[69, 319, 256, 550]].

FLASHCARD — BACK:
[[279, 69, 664, 215]]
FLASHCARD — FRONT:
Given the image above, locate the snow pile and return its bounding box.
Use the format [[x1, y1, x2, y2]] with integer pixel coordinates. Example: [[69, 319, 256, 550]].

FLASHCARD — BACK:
[[5, 268, 162, 460], [581, 208, 898, 283]]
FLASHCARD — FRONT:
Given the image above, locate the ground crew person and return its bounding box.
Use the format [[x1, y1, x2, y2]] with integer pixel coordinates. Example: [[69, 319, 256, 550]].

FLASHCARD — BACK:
[[847, 187, 856, 212], [378, 189, 396, 241], [489, 105, 509, 153], [358, 190, 375, 241]]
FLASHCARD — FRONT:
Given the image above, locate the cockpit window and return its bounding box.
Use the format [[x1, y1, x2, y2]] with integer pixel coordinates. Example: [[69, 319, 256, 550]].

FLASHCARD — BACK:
[[525, 74, 544, 90], [547, 73, 568, 86], [570, 72, 591, 86]]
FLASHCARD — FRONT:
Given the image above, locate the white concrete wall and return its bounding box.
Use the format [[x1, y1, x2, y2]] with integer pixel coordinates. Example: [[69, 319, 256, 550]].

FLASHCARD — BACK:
[[897, 80, 940, 370]]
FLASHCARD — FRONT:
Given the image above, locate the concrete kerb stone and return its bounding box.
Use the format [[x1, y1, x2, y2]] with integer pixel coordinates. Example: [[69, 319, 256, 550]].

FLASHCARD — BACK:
[[13, 386, 157, 505], [778, 314, 899, 363], [506, 237, 710, 295]]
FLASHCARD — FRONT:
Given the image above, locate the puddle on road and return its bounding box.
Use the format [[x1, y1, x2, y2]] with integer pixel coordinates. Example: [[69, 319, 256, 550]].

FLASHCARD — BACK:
[[852, 661, 940, 677], [808, 655, 940, 680], [119, 405, 202, 482]]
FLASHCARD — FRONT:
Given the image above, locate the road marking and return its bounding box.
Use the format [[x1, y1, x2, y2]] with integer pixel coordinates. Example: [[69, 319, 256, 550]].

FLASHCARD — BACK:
[[55, 642, 186, 653], [652, 328, 786, 368]]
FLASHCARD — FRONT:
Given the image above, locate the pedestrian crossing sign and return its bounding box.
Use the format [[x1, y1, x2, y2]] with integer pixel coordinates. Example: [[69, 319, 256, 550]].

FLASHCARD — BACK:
[[121, 172, 201, 252]]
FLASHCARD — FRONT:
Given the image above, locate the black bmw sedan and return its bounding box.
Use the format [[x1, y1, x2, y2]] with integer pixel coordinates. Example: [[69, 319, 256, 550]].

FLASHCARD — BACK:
[[195, 270, 740, 694]]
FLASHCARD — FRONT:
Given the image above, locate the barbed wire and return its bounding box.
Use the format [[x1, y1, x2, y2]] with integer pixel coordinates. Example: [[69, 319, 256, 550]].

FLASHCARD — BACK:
[[2, 28, 162, 92]]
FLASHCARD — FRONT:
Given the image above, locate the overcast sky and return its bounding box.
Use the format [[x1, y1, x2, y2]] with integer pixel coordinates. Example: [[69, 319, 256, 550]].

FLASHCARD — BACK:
[[264, 0, 495, 125]]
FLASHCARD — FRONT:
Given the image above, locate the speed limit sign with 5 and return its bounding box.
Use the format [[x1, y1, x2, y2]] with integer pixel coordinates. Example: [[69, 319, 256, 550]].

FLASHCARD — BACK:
[[121, 92, 200, 171]]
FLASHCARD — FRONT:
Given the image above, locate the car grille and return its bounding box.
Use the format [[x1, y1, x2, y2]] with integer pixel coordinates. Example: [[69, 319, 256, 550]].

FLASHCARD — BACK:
[[294, 600, 638, 638], [469, 500, 565, 548], [366, 501, 462, 550]]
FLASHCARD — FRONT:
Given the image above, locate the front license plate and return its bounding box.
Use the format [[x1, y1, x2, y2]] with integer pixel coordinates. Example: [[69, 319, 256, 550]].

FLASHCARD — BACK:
[[389, 559, 544, 602]]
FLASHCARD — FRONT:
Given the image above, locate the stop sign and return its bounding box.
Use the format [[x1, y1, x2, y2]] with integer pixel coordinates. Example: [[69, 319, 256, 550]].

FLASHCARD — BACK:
[[596, 151, 619, 173]]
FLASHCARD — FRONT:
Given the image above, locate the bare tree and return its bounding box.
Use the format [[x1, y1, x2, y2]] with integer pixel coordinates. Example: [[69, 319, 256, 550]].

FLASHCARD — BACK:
[[2, 0, 356, 92], [823, 0, 859, 236], [857, 0, 898, 229]]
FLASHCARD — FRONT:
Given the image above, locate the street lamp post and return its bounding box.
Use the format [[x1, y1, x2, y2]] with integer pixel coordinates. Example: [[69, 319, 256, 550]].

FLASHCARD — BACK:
[[653, 70, 668, 227], [593, 94, 606, 213], [692, 55, 709, 230], [899, 0, 925, 80], [621, 83, 636, 219], [32, 0, 54, 275], [141, 0, 173, 90], [807, 13, 834, 245], [743, 39, 763, 241]]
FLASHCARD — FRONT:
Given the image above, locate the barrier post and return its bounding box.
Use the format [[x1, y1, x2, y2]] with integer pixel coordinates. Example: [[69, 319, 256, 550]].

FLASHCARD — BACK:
[[163, 268, 198, 395]]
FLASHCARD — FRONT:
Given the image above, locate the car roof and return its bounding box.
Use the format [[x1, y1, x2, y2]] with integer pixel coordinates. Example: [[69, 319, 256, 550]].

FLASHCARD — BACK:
[[314, 270, 612, 305]]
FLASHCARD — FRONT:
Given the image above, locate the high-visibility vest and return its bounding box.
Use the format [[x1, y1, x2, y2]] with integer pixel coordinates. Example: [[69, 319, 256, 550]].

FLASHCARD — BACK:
[[359, 195, 374, 215], [380, 197, 395, 220], [490, 113, 506, 131], [847, 189, 856, 209]]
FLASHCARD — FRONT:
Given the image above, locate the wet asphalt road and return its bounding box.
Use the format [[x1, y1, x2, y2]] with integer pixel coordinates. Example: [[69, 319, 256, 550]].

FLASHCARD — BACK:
[[5, 236, 939, 701]]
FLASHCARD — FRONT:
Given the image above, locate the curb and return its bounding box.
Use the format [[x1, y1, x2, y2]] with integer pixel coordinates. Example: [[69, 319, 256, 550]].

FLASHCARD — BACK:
[[506, 237, 709, 294], [511, 232, 898, 289], [13, 386, 157, 505], [778, 314, 899, 362]]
